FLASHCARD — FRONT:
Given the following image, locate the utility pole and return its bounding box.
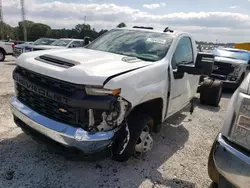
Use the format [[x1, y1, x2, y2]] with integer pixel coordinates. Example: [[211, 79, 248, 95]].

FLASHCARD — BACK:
[[84, 16, 86, 25], [0, 0, 4, 40], [20, 0, 27, 41]]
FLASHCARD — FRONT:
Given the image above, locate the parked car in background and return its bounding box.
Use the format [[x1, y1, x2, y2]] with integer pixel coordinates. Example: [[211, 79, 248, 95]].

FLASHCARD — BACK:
[[0, 40, 14, 61], [210, 48, 250, 89], [24, 42, 34, 45], [13, 38, 57, 57], [208, 73, 250, 188], [32, 38, 88, 51]]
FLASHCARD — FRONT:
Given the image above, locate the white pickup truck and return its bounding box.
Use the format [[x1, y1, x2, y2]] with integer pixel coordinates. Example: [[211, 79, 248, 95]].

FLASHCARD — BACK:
[[10, 27, 222, 161], [0, 40, 14, 61]]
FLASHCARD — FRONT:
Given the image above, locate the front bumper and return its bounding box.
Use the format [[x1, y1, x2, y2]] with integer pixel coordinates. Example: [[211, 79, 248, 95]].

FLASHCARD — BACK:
[[210, 74, 238, 88], [10, 97, 116, 154], [213, 134, 250, 188]]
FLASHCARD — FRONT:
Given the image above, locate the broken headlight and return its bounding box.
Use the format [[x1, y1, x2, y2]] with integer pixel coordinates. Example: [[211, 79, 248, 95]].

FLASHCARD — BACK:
[[85, 86, 121, 96], [231, 96, 250, 150]]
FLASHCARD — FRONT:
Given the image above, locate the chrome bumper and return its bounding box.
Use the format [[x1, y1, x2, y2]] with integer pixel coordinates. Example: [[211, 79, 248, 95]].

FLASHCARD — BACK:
[[213, 134, 250, 188], [10, 97, 115, 154]]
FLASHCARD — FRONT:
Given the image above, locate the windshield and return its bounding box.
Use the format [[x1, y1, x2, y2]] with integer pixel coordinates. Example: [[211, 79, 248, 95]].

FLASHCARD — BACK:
[[33, 38, 56, 45], [214, 49, 249, 61], [50, 39, 72, 46], [86, 29, 173, 62]]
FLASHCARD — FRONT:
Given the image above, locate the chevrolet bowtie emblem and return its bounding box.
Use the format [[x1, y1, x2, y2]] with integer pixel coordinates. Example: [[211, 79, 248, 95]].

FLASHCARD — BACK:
[[59, 108, 67, 113]]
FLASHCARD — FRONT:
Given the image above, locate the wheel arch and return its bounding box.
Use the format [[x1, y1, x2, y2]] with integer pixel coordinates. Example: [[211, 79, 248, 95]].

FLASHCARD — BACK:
[[0, 47, 6, 54], [127, 97, 164, 133]]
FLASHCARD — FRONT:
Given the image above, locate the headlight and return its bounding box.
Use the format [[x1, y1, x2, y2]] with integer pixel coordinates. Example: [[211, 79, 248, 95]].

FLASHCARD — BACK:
[[85, 86, 121, 96], [230, 65, 241, 76], [231, 95, 250, 150]]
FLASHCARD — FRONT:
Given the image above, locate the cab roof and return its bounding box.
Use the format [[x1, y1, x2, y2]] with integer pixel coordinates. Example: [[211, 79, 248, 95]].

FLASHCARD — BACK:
[[116, 26, 188, 38]]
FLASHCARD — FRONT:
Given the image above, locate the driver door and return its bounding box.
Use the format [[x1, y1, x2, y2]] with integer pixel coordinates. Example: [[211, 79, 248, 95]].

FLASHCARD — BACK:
[[167, 36, 199, 117]]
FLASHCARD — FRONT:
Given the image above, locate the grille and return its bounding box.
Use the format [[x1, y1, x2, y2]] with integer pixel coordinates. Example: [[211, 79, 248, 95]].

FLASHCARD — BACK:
[[210, 74, 227, 80], [212, 61, 234, 76], [14, 66, 89, 127], [16, 83, 82, 126], [14, 47, 23, 57], [15, 66, 83, 96]]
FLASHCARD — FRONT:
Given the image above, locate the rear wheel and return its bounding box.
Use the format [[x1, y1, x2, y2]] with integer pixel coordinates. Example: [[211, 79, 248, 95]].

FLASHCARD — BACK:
[[112, 114, 154, 162], [0, 50, 5, 62], [200, 79, 222, 107]]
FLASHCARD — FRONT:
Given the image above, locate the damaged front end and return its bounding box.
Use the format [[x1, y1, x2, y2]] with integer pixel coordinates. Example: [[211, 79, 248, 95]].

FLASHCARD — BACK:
[[11, 66, 131, 154], [75, 94, 130, 140], [86, 97, 129, 132]]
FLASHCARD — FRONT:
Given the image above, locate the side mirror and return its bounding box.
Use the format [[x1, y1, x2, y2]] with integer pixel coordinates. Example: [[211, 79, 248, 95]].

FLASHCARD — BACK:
[[71, 44, 76, 48], [177, 52, 214, 76]]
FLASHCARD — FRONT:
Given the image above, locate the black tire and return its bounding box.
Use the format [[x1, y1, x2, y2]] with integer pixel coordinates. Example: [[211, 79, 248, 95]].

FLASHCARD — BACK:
[[208, 144, 219, 184], [200, 79, 222, 107], [112, 114, 154, 162], [0, 50, 5, 62]]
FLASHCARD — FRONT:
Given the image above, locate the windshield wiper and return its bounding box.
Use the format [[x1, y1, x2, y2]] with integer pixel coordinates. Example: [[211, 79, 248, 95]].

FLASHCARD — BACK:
[[134, 56, 154, 62]]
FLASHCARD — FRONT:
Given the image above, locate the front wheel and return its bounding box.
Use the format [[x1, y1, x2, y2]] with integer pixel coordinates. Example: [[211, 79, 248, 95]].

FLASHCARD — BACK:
[[112, 114, 154, 162]]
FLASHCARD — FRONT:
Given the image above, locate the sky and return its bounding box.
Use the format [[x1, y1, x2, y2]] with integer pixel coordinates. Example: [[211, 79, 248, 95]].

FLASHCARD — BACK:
[[2, 0, 250, 42]]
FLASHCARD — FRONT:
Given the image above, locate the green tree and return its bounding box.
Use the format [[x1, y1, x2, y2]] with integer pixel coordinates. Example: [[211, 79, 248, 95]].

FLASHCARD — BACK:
[[18, 20, 34, 41], [75, 24, 91, 33], [0, 22, 15, 40], [30, 23, 51, 41]]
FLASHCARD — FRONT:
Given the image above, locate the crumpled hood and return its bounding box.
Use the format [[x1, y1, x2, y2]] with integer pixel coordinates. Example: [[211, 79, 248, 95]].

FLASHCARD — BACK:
[[16, 48, 153, 85], [215, 56, 247, 65]]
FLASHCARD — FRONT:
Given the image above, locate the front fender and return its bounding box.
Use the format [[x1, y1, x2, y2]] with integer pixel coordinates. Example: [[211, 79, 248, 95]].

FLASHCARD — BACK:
[[103, 63, 168, 108]]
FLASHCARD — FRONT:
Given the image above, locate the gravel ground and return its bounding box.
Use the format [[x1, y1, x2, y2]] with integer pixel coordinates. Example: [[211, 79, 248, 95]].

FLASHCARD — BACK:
[[0, 56, 233, 188]]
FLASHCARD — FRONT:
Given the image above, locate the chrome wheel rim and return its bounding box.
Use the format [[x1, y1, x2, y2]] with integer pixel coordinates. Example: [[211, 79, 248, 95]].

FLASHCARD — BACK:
[[134, 124, 153, 157]]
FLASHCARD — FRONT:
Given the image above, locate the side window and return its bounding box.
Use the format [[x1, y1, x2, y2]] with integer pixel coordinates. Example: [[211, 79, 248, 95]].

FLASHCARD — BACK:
[[71, 41, 82, 48], [171, 37, 194, 69]]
